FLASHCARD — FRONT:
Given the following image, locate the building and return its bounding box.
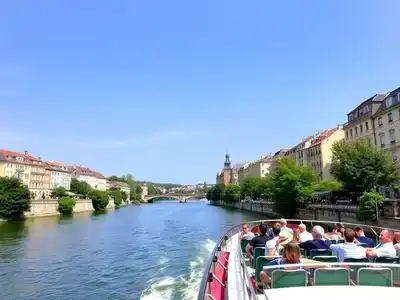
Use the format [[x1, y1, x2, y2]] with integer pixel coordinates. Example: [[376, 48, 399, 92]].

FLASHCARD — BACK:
[[68, 165, 107, 191], [45, 161, 72, 190], [245, 155, 272, 178], [237, 162, 250, 185], [343, 94, 386, 145], [231, 163, 245, 185], [108, 180, 131, 200], [216, 153, 233, 185], [372, 87, 400, 164], [285, 136, 313, 167], [269, 149, 289, 172], [0, 149, 50, 199], [305, 125, 344, 181], [141, 184, 148, 200]]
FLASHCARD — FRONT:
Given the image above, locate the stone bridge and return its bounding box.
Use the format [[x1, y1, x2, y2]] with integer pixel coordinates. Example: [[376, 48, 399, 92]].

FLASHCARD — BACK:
[[144, 193, 207, 203]]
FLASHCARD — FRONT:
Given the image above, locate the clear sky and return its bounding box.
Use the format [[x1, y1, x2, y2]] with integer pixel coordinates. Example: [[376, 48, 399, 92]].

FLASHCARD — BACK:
[[1, 1, 399, 184]]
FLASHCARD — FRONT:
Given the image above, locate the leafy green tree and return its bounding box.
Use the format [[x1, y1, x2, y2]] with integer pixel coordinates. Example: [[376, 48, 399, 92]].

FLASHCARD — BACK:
[[357, 191, 384, 221], [70, 178, 91, 197], [58, 197, 76, 215], [147, 184, 160, 195], [313, 180, 343, 192], [223, 184, 241, 203], [107, 175, 125, 182], [121, 191, 128, 202], [89, 190, 109, 211], [108, 188, 123, 207], [270, 158, 316, 218], [51, 186, 68, 198], [206, 186, 214, 200], [330, 139, 399, 193], [211, 184, 225, 201], [0, 177, 31, 219], [241, 177, 271, 200], [135, 185, 143, 200]]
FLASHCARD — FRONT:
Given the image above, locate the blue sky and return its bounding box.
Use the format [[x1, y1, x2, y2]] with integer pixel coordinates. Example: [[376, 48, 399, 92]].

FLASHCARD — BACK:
[[1, 1, 399, 184]]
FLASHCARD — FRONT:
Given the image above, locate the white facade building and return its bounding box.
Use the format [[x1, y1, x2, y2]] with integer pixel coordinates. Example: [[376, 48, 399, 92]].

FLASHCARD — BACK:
[[46, 161, 72, 190], [68, 165, 107, 191]]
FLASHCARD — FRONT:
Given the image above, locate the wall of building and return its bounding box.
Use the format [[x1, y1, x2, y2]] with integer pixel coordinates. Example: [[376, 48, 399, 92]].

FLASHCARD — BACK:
[[25, 198, 116, 217]]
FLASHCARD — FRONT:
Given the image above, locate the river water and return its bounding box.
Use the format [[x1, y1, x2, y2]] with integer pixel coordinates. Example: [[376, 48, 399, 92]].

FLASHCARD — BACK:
[[0, 201, 264, 300]]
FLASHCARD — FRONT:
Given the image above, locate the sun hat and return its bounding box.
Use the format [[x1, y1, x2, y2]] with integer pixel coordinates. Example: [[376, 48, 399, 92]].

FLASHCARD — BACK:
[[278, 231, 293, 245]]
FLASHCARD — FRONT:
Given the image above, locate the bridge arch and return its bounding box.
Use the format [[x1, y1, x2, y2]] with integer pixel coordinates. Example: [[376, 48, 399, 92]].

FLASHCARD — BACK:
[[144, 194, 207, 203]]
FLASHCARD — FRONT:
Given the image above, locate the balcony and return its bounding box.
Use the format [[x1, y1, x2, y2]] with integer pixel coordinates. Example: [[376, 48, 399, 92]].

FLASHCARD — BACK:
[[31, 171, 45, 175]]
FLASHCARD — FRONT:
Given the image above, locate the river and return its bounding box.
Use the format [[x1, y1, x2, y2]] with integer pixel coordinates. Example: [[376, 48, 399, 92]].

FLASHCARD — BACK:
[[0, 200, 265, 300]]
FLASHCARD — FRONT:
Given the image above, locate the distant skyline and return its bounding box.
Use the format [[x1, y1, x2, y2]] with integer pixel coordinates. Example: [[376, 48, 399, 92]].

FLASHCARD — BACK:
[[1, 1, 400, 184]]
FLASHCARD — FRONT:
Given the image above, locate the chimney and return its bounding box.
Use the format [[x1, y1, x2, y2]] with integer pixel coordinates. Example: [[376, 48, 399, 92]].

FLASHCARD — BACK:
[[24, 150, 28, 155]]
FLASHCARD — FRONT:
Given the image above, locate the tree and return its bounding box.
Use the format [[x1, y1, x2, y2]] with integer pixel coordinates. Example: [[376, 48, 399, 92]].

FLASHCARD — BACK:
[[313, 180, 343, 192], [89, 190, 109, 211], [51, 187, 68, 198], [357, 191, 384, 221], [223, 184, 241, 203], [58, 197, 76, 215], [330, 139, 399, 193], [70, 178, 91, 197], [206, 186, 214, 200], [135, 185, 143, 200], [241, 177, 270, 200], [121, 191, 128, 202], [108, 175, 125, 182], [108, 188, 123, 208], [0, 177, 31, 219], [147, 184, 160, 195], [270, 158, 316, 218], [211, 184, 225, 201]]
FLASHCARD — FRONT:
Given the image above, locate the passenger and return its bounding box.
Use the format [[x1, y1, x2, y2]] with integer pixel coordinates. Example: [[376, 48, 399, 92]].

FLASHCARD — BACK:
[[293, 228, 301, 243], [330, 228, 366, 262], [354, 226, 375, 248], [298, 225, 331, 257], [337, 223, 345, 237], [279, 218, 294, 235], [324, 224, 341, 242], [246, 222, 271, 259], [240, 223, 255, 241], [394, 232, 400, 256], [265, 223, 281, 257], [366, 229, 397, 258], [298, 223, 313, 242], [259, 242, 301, 286]]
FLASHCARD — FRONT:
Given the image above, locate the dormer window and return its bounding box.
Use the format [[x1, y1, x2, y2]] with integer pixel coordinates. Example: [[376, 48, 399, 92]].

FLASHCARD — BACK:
[[387, 96, 393, 107]]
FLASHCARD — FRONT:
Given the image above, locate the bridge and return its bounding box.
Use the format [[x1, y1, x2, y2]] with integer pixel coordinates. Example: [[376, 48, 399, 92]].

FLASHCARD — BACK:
[[144, 193, 207, 203]]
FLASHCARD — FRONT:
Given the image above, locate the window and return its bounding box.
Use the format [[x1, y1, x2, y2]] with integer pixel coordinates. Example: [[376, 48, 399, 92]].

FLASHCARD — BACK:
[[379, 133, 385, 147], [346, 131, 349, 139], [350, 129, 353, 137], [378, 117, 383, 126], [360, 124, 363, 133], [365, 121, 369, 131], [355, 127, 358, 135], [389, 129, 396, 144], [349, 114, 353, 121], [388, 112, 393, 123], [387, 97, 393, 107]]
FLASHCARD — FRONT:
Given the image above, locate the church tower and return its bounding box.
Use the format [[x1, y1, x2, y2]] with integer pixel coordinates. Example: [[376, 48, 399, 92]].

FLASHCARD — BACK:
[[222, 152, 232, 185]]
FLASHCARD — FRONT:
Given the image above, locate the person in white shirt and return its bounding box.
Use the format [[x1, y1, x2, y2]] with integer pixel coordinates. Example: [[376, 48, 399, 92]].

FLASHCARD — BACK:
[[330, 228, 366, 262], [279, 218, 294, 235], [298, 223, 313, 242], [265, 223, 281, 258], [366, 229, 397, 258]]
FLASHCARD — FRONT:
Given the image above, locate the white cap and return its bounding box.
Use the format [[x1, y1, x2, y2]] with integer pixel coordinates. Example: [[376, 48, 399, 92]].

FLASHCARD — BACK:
[[279, 218, 287, 225], [299, 223, 306, 229], [312, 225, 325, 237]]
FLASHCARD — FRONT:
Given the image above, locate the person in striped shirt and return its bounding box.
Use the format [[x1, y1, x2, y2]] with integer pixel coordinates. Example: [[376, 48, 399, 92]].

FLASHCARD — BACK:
[[330, 228, 366, 262]]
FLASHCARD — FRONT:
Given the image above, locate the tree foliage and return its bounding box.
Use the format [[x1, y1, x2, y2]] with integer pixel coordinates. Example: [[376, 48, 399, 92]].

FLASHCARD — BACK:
[[58, 197, 76, 215], [0, 177, 31, 219], [89, 190, 109, 211], [241, 176, 271, 200], [147, 184, 161, 195], [357, 191, 384, 221], [70, 178, 91, 197], [108, 188, 123, 208], [135, 185, 143, 200], [270, 158, 316, 218], [313, 180, 343, 192], [51, 186, 68, 198], [223, 184, 241, 203], [330, 139, 399, 193], [121, 191, 128, 202]]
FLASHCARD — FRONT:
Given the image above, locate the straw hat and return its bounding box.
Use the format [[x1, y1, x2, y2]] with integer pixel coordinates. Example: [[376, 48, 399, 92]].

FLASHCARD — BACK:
[[278, 231, 293, 245]]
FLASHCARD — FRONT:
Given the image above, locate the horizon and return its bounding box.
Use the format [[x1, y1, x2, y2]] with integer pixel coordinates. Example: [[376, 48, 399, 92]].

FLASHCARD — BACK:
[[1, 1, 399, 184]]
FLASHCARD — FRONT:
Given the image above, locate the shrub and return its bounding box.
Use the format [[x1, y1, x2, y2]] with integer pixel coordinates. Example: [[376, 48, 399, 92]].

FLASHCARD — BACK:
[[89, 190, 109, 211], [357, 191, 384, 221], [0, 177, 31, 219], [58, 197, 76, 215], [51, 187, 68, 198], [108, 189, 123, 208]]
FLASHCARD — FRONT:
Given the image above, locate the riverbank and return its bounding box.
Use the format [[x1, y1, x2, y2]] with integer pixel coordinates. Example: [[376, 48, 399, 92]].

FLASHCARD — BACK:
[[24, 198, 117, 218], [210, 200, 400, 228]]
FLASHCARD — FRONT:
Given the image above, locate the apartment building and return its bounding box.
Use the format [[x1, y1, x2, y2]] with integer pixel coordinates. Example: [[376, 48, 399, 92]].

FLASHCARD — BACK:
[[238, 162, 250, 185], [108, 180, 131, 200], [231, 163, 244, 185], [286, 137, 314, 167], [373, 87, 400, 164], [0, 149, 50, 199], [343, 94, 386, 145], [305, 125, 344, 181], [245, 155, 272, 178], [68, 165, 107, 191], [46, 161, 72, 190], [269, 149, 289, 172]]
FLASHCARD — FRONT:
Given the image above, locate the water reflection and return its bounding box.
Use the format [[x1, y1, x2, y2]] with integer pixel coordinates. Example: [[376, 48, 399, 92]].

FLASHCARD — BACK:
[[0, 221, 28, 261]]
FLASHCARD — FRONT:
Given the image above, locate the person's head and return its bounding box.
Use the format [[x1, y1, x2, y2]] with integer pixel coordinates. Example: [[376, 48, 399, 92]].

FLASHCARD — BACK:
[[259, 222, 268, 235], [279, 218, 287, 228], [242, 223, 249, 233], [311, 225, 325, 240], [337, 223, 345, 233], [344, 228, 356, 243], [379, 229, 394, 244], [394, 232, 400, 244], [298, 223, 307, 233], [272, 222, 281, 237], [282, 242, 301, 264], [355, 226, 365, 237]]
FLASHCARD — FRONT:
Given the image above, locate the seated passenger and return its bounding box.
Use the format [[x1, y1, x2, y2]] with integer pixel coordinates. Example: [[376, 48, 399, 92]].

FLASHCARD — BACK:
[[298, 223, 313, 242], [298, 225, 331, 257], [394, 232, 400, 256], [265, 223, 281, 257], [330, 228, 366, 262], [246, 222, 271, 259], [279, 218, 294, 235], [259, 242, 301, 286], [324, 224, 341, 242], [240, 223, 255, 241], [354, 226, 375, 248], [366, 229, 397, 258]]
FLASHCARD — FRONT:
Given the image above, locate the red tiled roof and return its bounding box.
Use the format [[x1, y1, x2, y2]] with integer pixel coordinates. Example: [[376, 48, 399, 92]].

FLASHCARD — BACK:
[[309, 128, 338, 147], [0, 149, 40, 161], [69, 165, 105, 179]]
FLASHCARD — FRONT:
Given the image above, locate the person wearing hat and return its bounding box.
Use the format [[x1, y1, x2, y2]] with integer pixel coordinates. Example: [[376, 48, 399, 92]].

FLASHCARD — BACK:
[[265, 228, 293, 258]]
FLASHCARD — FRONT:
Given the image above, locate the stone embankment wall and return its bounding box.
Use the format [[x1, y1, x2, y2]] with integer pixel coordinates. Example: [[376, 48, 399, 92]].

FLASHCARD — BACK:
[[211, 200, 400, 228], [25, 199, 116, 217]]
